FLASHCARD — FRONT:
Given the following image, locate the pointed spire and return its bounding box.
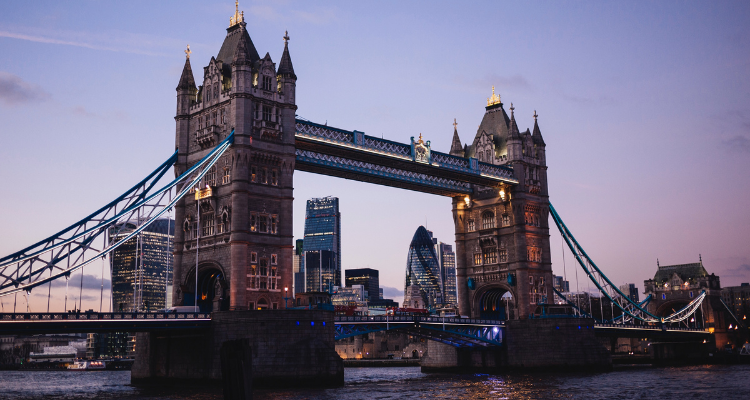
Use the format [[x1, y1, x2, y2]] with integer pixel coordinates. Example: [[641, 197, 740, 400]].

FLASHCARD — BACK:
[[508, 103, 521, 139], [177, 51, 196, 91], [232, 27, 253, 65], [278, 30, 296, 79], [532, 109, 545, 146], [450, 118, 463, 156]]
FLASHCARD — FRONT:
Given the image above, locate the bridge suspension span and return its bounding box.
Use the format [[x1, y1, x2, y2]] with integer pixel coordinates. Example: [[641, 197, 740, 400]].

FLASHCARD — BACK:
[[0, 131, 234, 300], [549, 203, 706, 324]]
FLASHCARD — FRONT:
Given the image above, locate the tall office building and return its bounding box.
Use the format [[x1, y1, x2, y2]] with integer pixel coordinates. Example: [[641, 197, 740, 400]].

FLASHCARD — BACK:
[[435, 243, 457, 308], [345, 268, 380, 301], [304, 197, 341, 292], [618, 283, 639, 303], [293, 239, 305, 295], [404, 226, 443, 309], [110, 218, 174, 312]]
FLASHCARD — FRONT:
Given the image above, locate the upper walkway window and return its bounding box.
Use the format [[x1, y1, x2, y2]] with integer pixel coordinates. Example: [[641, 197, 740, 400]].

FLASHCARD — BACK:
[[482, 211, 495, 230]]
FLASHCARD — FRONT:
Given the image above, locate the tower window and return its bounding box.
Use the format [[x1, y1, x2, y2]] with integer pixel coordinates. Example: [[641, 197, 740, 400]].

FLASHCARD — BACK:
[[499, 249, 508, 263], [482, 211, 495, 229], [482, 247, 497, 264], [473, 253, 482, 266], [262, 76, 272, 91], [222, 168, 231, 184], [271, 215, 278, 234], [261, 168, 268, 184], [468, 219, 475, 232], [259, 215, 268, 233], [271, 254, 278, 265], [263, 105, 272, 121], [250, 252, 257, 263], [271, 169, 278, 186], [250, 213, 257, 232], [502, 214, 510, 227], [251, 166, 257, 182]]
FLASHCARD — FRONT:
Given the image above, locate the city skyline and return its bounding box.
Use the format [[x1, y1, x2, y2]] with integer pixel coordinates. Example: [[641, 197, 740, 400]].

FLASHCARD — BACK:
[[0, 1, 749, 311]]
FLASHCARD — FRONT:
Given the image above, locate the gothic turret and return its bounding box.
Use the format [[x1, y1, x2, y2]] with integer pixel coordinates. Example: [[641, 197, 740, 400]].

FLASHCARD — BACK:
[[176, 47, 197, 115], [449, 118, 464, 156], [532, 110, 545, 146], [276, 31, 297, 141], [506, 103, 522, 160], [277, 31, 296, 80]]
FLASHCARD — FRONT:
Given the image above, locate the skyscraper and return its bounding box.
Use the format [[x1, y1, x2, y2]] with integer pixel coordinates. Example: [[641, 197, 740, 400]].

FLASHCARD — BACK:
[[303, 197, 341, 292], [404, 226, 442, 309], [110, 218, 174, 312], [345, 268, 379, 301], [293, 239, 305, 295], [436, 243, 457, 308]]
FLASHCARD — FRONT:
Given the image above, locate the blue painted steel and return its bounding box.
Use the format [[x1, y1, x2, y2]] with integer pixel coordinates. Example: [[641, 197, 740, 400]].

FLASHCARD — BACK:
[[550, 203, 706, 323], [0, 132, 234, 295]]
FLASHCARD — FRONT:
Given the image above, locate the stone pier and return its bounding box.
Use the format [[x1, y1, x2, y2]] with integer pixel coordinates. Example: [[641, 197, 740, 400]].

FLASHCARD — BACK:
[[421, 318, 611, 372], [132, 310, 344, 388]]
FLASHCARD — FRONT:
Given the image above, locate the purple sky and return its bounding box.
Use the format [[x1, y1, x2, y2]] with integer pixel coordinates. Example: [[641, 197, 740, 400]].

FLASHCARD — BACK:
[[0, 1, 748, 310]]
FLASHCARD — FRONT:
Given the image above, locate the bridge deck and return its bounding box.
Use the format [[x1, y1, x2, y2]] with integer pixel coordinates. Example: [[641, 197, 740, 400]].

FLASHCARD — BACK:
[[0, 312, 210, 334]]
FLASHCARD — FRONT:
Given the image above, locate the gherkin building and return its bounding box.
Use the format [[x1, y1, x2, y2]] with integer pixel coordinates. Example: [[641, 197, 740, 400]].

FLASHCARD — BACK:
[[404, 226, 443, 308]]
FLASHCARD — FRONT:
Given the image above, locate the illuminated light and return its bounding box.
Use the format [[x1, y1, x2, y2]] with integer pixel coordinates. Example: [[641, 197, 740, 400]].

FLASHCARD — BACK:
[[323, 321, 326, 326], [703, 340, 707, 344], [556, 326, 559, 330], [464, 196, 471, 206], [709, 327, 715, 333], [499, 189, 505, 199], [285, 287, 288, 292], [729, 324, 733, 329], [296, 321, 299, 325], [691, 318, 695, 323], [311, 321, 315, 326], [578, 326, 581, 330], [493, 327, 499, 333]]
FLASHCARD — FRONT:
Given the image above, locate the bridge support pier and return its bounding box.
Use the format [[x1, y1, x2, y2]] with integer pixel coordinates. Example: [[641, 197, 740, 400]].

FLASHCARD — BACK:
[[132, 310, 343, 388], [421, 318, 611, 372]]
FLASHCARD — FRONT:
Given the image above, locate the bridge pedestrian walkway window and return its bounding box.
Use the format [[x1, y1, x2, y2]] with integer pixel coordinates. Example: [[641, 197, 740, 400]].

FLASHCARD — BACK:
[[474, 253, 482, 266], [468, 219, 475, 232], [483, 248, 497, 264]]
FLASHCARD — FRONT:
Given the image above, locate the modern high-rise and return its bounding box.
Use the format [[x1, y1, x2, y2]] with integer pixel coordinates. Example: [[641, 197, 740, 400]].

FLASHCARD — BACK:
[[618, 283, 639, 302], [110, 218, 174, 312], [404, 226, 443, 309], [345, 268, 379, 301], [293, 239, 305, 295], [435, 243, 457, 308], [304, 197, 341, 292]]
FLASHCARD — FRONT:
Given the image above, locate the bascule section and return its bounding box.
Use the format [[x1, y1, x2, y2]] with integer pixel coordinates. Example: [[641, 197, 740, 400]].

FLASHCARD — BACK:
[[172, 13, 297, 312], [450, 90, 550, 320]]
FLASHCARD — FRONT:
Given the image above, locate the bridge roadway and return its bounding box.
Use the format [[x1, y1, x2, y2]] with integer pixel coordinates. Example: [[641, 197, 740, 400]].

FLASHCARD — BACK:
[[0, 312, 709, 344]]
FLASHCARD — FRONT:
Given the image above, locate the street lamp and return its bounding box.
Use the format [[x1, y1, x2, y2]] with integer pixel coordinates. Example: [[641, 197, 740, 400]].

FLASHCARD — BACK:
[[283, 287, 290, 309]]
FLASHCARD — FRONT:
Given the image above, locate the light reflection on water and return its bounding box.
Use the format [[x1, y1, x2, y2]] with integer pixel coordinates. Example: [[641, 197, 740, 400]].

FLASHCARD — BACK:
[[0, 365, 748, 399]]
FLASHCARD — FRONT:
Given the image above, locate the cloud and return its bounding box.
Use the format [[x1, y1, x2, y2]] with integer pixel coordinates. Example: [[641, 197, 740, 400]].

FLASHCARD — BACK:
[[723, 135, 750, 153], [0, 71, 50, 105], [0, 29, 172, 57], [454, 73, 534, 94], [72, 105, 96, 118], [721, 264, 750, 281], [381, 286, 403, 298], [49, 273, 111, 291]]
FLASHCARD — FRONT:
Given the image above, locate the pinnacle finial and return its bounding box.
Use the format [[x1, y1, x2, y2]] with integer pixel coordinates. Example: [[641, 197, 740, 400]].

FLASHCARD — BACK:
[[509, 102, 515, 115], [185, 44, 191, 59], [487, 85, 501, 106], [453, 118, 458, 130], [418, 132, 423, 144], [533, 110, 538, 120], [230, 0, 244, 27], [283, 30, 290, 44]]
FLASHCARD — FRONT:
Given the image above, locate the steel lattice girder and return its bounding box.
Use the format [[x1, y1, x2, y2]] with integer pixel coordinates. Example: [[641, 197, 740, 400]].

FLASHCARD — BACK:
[[334, 321, 503, 348], [0, 132, 234, 297]]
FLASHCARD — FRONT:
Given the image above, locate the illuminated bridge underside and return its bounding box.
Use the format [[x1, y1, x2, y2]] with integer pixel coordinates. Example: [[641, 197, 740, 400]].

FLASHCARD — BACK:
[[295, 120, 518, 197], [334, 316, 503, 348]]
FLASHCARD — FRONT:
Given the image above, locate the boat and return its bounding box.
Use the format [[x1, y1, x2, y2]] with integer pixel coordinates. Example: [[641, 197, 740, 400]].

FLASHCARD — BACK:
[[67, 360, 106, 371]]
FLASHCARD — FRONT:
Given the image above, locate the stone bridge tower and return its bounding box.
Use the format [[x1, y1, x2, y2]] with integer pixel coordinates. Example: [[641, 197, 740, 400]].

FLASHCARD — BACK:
[[172, 6, 297, 311], [451, 88, 551, 319]]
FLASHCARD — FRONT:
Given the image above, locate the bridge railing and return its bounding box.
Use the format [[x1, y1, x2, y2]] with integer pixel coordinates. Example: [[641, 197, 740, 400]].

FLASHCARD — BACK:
[[593, 322, 706, 332], [0, 312, 211, 321], [334, 315, 504, 326]]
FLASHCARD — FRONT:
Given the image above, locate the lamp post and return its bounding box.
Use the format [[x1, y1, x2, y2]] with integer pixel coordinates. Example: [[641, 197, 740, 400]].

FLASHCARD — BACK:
[[283, 287, 290, 309]]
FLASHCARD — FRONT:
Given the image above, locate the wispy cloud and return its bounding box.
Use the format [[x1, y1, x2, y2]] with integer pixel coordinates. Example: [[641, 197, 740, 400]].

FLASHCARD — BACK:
[[381, 286, 403, 298], [454, 73, 534, 94], [723, 135, 750, 153], [0, 28, 173, 57], [721, 263, 750, 281], [0, 71, 50, 106]]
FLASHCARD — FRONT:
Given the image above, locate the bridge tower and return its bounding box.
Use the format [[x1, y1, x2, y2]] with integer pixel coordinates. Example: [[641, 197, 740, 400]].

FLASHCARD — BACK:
[[172, 7, 297, 311], [451, 89, 551, 319]]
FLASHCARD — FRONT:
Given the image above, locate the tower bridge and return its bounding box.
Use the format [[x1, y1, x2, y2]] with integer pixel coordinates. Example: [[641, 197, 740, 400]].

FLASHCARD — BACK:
[[0, 3, 724, 386]]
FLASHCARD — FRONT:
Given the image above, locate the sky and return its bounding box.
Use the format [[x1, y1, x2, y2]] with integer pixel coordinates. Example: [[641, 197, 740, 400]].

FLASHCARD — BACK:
[[0, 1, 748, 311]]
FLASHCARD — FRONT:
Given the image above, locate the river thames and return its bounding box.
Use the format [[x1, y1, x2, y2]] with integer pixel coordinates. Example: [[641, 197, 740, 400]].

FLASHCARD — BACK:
[[0, 365, 748, 399]]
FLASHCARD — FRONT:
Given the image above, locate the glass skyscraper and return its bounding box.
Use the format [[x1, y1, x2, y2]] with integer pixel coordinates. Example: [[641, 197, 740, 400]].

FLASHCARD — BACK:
[[303, 197, 341, 292], [404, 226, 443, 309], [110, 218, 174, 312], [293, 239, 305, 295], [436, 242, 457, 308]]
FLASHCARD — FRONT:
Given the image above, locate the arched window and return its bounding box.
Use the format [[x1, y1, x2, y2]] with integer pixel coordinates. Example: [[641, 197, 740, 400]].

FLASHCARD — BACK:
[[485, 149, 492, 161], [482, 211, 495, 230]]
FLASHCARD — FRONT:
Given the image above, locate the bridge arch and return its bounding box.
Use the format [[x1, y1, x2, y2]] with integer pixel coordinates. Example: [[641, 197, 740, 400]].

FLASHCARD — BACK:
[[472, 284, 516, 320], [184, 261, 229, 313]]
